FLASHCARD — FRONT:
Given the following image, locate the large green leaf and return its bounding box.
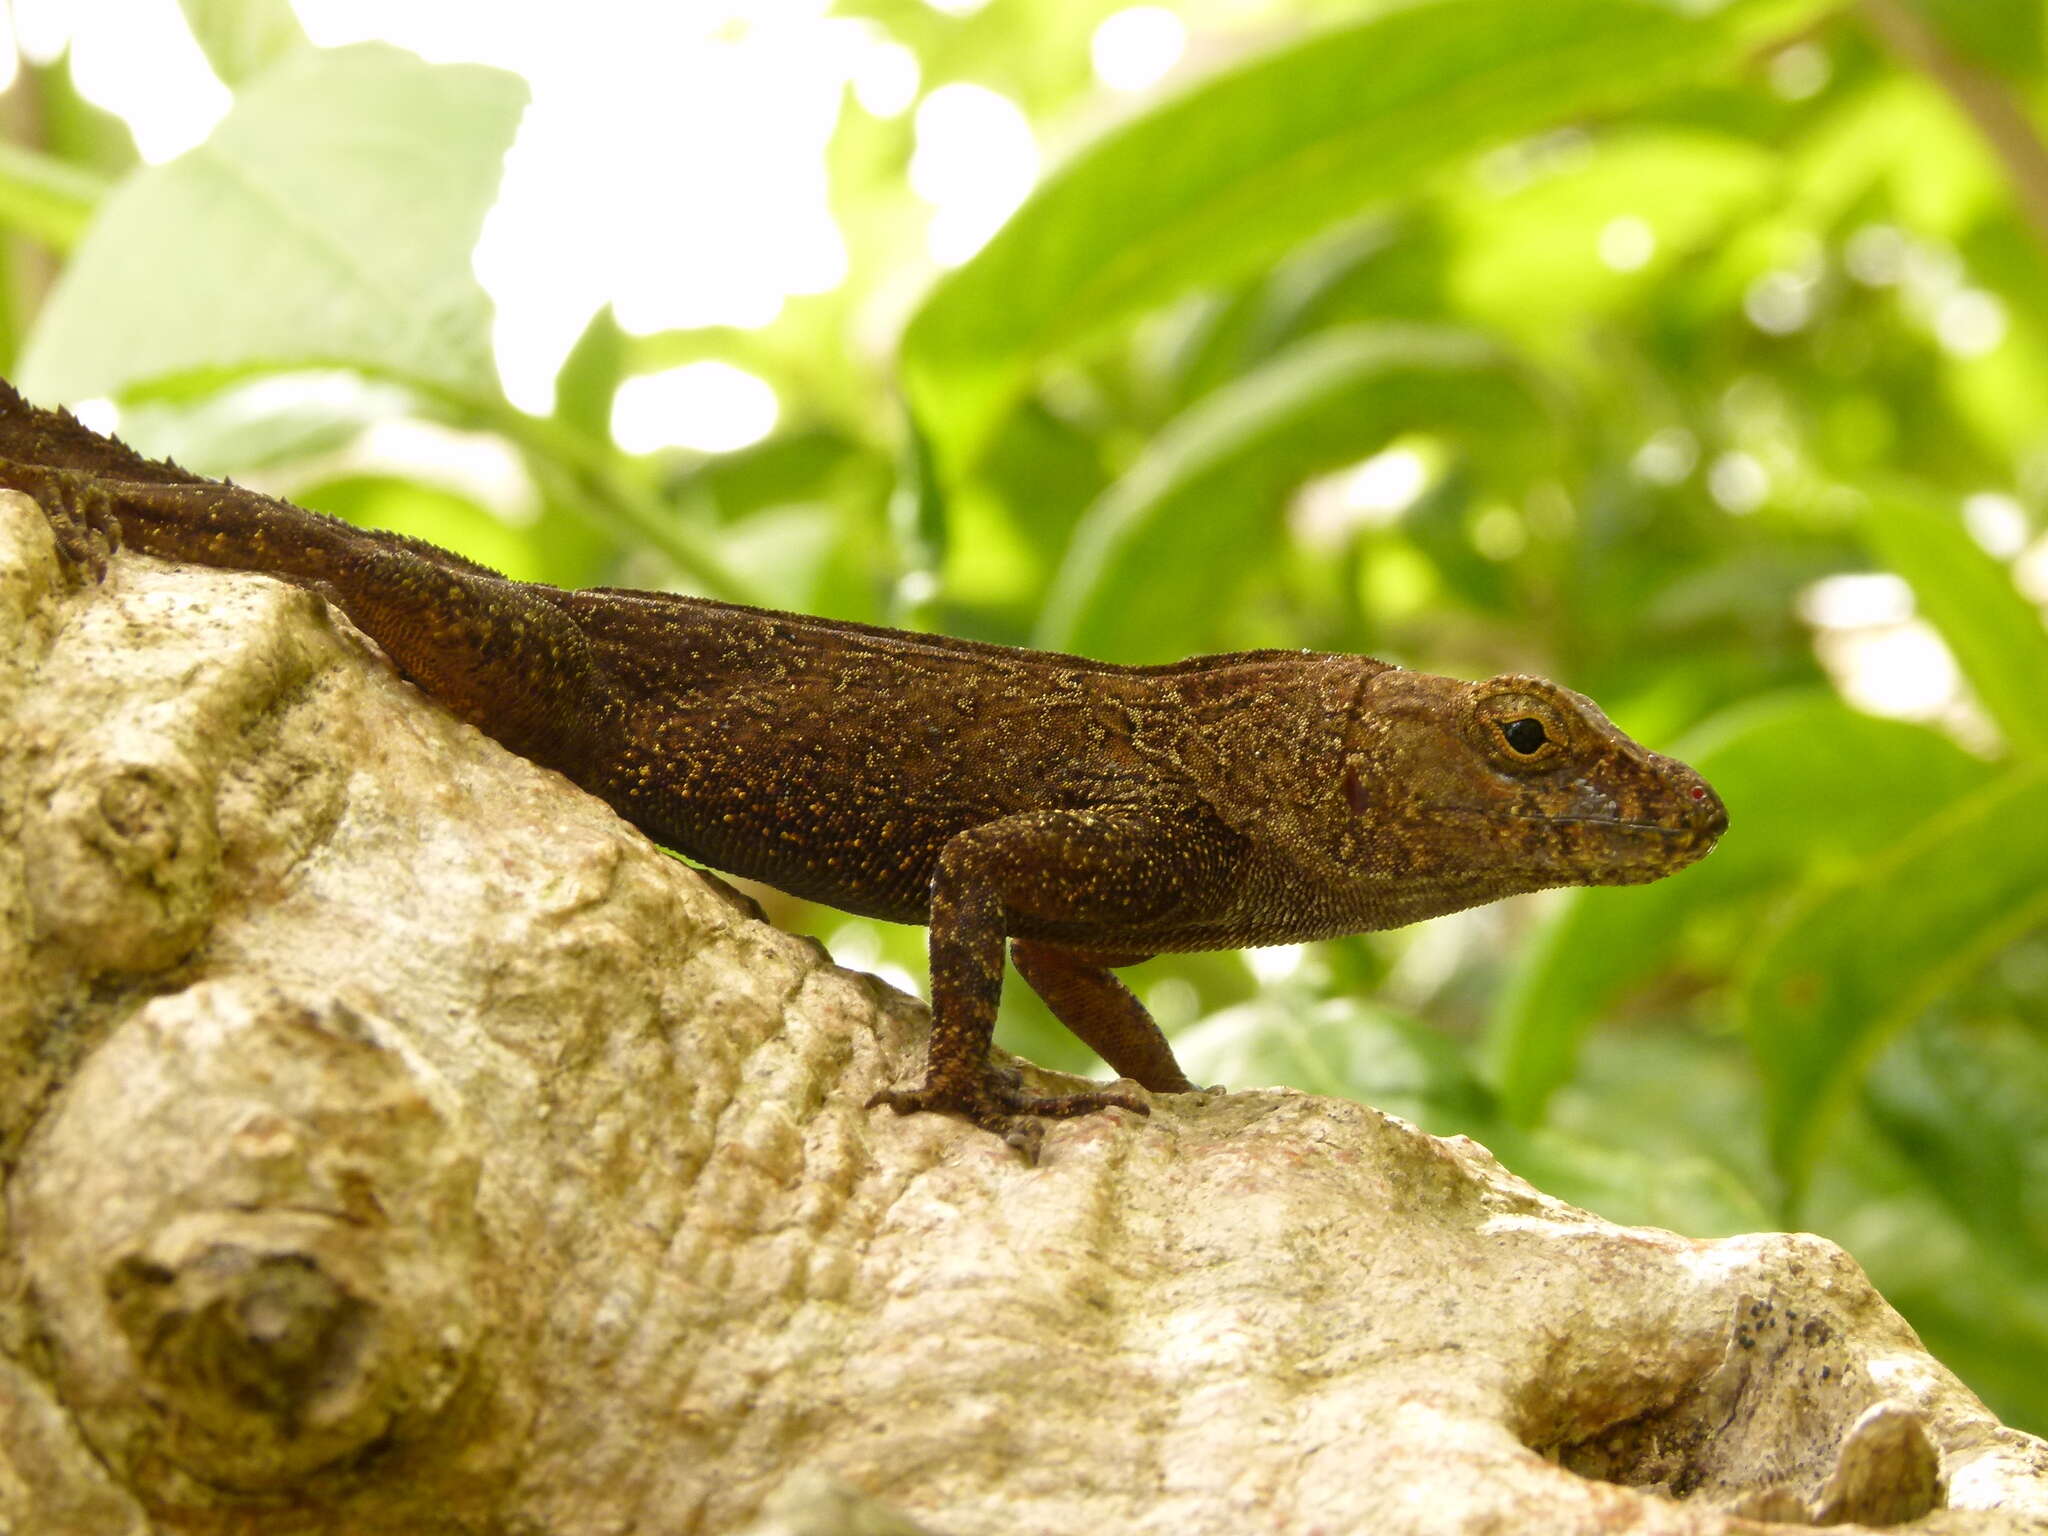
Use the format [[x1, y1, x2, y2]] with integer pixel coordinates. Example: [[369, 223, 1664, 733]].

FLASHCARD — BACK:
[[1490, 693, 1993, 1123], [1446, 129, 1779, 337], [900, 0, 1828, 469], [177, 0, 309, 86], [1036, 325, 1546, 660], [1743, 763, 2048, 1209], [19, 44, 527, 406], [1858, 485, 2048, 760], [1866, 1021, 2048, 1284]]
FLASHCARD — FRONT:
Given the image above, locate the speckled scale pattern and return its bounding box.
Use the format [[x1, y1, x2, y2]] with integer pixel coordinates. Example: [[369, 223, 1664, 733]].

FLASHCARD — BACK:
[[0, 379, 1728, 1150]]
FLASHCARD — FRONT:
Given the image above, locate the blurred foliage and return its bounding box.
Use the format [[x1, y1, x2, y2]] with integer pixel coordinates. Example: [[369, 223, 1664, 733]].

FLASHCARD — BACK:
[[4, 0, 2047, 1429]]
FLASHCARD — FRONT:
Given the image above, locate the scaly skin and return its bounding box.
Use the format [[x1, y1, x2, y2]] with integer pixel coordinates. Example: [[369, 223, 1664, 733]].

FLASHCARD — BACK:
[[0, 381, 1727, 1154]]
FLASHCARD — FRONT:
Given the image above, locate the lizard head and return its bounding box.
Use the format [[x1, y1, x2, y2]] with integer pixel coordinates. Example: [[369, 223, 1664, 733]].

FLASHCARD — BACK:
[[1336, 668, 1727, 924]]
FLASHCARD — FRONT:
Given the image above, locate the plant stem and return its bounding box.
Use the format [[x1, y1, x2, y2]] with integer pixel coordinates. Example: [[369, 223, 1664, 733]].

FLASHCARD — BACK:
[[1862, 0, 2048, 259], [480, 402, 757, 602]]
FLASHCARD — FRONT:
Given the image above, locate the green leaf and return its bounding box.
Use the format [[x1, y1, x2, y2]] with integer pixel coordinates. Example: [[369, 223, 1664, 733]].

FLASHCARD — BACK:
[[888, 409, 947, 624], [665, 427, 875, 523], [0, 140, 108, 252], [717, 504, 845, 613], [31, 53, 142, 182], [1798, 1086, 2048, 1436], [1175, 993, 1498, 1126], [1857, 484, 2048, 760], [900, 0, 1825, 469], [1790, 72, 2000, 239], [1400, 464, 1511, 613], [1490, 693, 1992, 1124], [552, 304, 628, 444], [113, 374, 402, 474], [1870, 1261, 2048, 1439], [1484, 1122, 1772, 1237], [299, 473, 546, 582], [1446, 128, 1779, 337], [1743, 763, 2048, 1211], [1175, 991, 1768, 1234], [177, 0, 310, 87], [1036, 325, 1547, 661], [19, 44, 528, 407], [1896, 0, 2043, 82], [1866, 1020, 2048, 1283]]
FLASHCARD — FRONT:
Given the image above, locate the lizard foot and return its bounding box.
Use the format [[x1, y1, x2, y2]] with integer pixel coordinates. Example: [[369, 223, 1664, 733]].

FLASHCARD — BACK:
[[868, 1078, 1149, 1160], [3, 462, 123, 585]]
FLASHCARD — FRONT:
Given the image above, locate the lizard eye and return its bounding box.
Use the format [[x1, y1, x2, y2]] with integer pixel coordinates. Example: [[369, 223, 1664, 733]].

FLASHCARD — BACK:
[[1500, 717, 1550, 755]]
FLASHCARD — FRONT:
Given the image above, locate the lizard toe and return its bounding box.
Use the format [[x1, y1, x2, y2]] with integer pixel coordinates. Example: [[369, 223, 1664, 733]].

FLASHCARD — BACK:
[[10, 464, 123, 586], [865, 1078, 1143, 1163], [1000, 1087, 1150, 1121]]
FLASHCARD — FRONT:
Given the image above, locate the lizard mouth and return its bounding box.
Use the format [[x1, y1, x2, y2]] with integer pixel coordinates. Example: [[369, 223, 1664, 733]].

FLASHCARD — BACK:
[[1505, 813, 1706, 837], [1428, 804, 1725, 882], [1435, 808, 1719, 838], [1499, 811, 1720, 847]]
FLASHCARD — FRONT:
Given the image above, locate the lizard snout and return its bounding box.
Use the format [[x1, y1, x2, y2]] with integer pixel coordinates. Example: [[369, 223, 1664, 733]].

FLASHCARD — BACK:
[[1695, 785, 1729, 840], [1680, 770, 1728, 842]]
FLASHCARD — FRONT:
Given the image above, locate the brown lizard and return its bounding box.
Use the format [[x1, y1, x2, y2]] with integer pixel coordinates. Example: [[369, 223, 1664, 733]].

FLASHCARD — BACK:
[[0, 380, 1726, 1153]]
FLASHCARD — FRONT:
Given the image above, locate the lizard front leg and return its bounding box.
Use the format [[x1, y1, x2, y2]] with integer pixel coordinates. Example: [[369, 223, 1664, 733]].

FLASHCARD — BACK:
[[871, 807, 1238, 1155]]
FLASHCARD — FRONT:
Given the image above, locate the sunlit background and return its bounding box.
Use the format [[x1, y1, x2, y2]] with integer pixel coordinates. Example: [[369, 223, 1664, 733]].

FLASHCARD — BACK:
[[8, 0, 2035, 732], [6, 0, 1187, 429]]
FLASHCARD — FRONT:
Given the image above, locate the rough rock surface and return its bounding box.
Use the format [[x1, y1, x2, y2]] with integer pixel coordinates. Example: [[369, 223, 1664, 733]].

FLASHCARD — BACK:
[[1, 486, 2045, 1536]]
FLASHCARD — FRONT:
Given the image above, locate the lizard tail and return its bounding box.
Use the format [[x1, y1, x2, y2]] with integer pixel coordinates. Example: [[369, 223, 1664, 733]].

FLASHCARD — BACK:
[[0, 376, 211, 487]]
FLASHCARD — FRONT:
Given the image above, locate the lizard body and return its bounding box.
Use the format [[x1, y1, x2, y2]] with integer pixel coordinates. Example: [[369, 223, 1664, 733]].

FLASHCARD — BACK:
[[0, 382, 1726, 1151]]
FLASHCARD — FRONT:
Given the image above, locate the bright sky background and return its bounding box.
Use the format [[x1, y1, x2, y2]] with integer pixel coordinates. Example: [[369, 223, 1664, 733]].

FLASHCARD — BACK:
[[0, 0, 1189, 448]]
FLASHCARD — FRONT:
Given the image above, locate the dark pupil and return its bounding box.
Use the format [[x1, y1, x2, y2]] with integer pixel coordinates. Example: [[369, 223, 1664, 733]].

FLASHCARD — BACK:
[[1501, 717, 1549, 754]]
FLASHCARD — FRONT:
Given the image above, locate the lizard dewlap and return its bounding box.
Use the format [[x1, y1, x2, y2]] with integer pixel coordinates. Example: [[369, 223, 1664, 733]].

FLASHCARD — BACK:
[[0, 380, 1725, 1153]]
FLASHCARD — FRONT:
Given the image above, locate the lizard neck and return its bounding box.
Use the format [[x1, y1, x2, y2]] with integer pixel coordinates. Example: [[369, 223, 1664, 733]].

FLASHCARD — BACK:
[[1155, 652, 1387, 876]]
